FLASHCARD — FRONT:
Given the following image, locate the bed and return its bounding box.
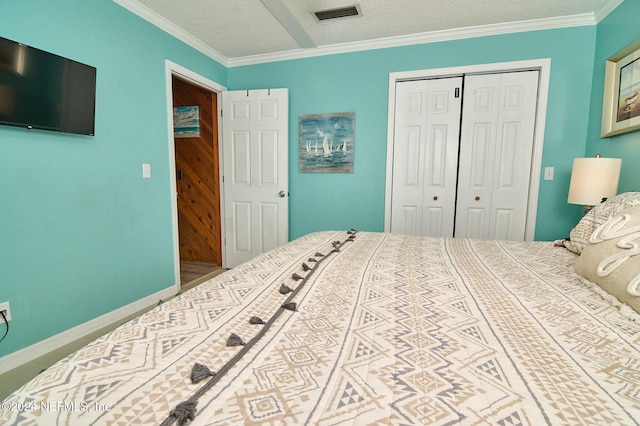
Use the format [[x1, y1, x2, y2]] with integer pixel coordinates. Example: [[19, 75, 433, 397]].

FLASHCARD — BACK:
[[2, 195, 640, 425]]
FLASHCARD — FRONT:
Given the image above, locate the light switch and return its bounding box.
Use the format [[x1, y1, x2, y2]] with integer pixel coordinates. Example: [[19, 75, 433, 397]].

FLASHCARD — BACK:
[[142, 163, 151, 178], [544, 166, 554, 180]]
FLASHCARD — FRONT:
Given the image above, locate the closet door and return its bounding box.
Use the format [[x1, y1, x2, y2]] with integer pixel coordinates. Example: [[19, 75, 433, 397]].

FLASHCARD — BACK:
[[390, 77, 462, 236], [455, 71, 539, 240]]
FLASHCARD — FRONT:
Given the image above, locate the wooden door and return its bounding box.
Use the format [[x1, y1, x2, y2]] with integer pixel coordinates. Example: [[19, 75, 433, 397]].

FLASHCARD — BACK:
[[222, 89, 289, 267], [172, 76, 222, 265], [455, 71, 539, 240], [390, 77, 462, 236]]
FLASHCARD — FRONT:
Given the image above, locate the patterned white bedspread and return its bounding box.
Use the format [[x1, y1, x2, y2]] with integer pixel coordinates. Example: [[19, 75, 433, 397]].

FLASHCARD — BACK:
[[2, 231, 639, 425]]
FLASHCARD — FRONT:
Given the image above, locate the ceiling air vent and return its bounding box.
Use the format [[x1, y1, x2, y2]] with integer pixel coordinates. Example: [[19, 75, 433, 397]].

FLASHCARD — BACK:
[[313, 5, 361, 22]]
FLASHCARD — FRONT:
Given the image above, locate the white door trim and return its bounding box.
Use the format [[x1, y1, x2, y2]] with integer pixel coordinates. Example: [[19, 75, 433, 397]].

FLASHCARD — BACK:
[[165, 60, 227, 290], [384, 58, 551, 241]]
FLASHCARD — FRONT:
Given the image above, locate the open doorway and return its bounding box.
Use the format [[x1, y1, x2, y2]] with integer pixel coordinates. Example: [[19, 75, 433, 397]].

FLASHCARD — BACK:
[[171, 74, 224, 290]]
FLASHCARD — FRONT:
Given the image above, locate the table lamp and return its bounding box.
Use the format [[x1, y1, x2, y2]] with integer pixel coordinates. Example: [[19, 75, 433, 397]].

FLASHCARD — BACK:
[[567, 154, 622, 215]]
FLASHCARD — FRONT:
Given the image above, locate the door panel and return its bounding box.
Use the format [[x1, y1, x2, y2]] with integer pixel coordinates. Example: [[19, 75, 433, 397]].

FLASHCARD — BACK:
[[233, 201, 251, 253], [172, 76, 221, 265], [456, 75, 499, 239], [494, 209, 514, 240], [465, 208, 486, 239], [390, 77, 462, 237], [489, 72, 539, 240], [424, 207, 445, 236], [259, 130, 278, 184], [456, 71, 539, 240], [222, 89, 288, 267], [232, 131, 251, 184], [260, 202, 279, 252]]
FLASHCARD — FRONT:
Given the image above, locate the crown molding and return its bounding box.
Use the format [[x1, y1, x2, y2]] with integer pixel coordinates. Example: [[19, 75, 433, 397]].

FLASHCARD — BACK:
[[113, 0, 229, 66], [227, 13, 597, 67], [594, 0, 624, 22], [114, 0, 605, 69]]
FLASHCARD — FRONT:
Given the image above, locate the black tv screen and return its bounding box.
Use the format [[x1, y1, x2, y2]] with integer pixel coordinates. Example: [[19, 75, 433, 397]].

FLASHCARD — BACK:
[[0, 37, 96, 136]]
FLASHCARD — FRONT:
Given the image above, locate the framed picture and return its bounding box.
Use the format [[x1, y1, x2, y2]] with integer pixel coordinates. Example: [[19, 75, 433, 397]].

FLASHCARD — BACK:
[[299, 112, 355, 173], [602, 37, 640, 137], [173, 106, 200, 138]]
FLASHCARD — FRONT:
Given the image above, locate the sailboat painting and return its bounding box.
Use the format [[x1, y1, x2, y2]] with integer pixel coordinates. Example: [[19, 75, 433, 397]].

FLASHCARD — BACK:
[[299, 112, 355, 173]]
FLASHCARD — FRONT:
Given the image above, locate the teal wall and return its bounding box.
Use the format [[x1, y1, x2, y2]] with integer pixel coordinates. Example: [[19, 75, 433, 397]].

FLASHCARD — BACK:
[[0, 0, 226, 357], [586, 0, 640, 191], [228, 27, 598, 240], [1, 0, 634, 359]]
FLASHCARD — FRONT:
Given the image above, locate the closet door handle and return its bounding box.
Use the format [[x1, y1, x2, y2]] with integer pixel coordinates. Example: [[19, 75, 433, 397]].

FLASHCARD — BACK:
[[433, 196, 438, 201], [475, 196, 480, 201]]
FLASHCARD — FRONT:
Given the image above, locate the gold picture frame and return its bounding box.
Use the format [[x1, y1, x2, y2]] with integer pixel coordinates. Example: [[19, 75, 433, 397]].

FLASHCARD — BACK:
[[602, 37, 640, 137]]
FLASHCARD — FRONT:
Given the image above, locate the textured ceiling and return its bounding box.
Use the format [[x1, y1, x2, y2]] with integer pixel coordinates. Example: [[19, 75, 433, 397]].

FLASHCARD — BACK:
[[120, 0, 620, 63]]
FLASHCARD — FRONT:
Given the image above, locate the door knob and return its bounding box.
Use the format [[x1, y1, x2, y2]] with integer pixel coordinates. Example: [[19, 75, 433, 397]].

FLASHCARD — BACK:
[[475, 196, 480, 201], [278, 191, 286, 198], [433, 196, 438, 201]]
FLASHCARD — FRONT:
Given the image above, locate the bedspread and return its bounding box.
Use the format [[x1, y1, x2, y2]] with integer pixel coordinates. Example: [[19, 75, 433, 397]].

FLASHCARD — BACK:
[[2, 231, 639, 425]]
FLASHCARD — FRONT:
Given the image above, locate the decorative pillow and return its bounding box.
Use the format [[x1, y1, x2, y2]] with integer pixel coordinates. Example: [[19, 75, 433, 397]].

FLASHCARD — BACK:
[[575, 205, 640, 313], [564, 192, 640, 254]]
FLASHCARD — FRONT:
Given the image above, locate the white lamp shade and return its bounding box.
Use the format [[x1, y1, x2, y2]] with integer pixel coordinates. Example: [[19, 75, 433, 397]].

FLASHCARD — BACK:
[[567, 157, 622, 205]]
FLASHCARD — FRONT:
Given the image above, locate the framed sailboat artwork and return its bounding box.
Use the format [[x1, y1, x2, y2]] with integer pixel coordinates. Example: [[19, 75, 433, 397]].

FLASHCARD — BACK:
[[602, 37, 640, 137], [299, 112, 355, 172]]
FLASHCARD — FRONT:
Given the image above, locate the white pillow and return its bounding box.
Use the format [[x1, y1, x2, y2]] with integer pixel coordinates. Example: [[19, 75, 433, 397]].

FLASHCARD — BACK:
[[564, 192, 640, 254], [575, 205, 640, 313]]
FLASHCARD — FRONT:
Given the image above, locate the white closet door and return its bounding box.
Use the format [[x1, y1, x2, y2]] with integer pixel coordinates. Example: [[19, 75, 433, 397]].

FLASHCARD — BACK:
[[390, 77, 462, 236], [455, 71, 539, 240]]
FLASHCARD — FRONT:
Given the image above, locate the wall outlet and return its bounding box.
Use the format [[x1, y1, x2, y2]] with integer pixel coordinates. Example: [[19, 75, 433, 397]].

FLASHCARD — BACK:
[[0, 301, 11, 323]]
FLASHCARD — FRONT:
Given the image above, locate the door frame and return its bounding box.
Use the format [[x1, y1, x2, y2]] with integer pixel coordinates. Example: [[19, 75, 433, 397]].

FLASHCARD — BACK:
[[384, 58, 551, 241], [165, 60, 227, 291]]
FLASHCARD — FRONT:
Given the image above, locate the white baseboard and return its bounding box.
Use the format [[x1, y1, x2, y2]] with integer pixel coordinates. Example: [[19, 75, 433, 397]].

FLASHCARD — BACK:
[[0, 286, 177, 376]]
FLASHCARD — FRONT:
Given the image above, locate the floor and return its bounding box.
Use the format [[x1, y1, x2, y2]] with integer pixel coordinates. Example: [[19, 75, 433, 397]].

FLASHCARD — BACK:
[[180, 261, 225, 291], [0, 262, 226, 402]]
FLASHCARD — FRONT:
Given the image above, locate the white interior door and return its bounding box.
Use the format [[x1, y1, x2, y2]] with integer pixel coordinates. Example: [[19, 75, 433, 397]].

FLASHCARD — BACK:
[[390, 77, 462, 236], [455, 71, 539, 240], [222, 89, 288, 267]]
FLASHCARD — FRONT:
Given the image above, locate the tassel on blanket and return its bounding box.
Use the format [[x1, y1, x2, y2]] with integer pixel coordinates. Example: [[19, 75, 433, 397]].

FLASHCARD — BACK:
[[279, 284, 293, 294], [308, 258, 317, 263], [347, 228, 357, 234], [191, 363, 216, 384], [169, 401, 197, 426], [292, 273, 304, 281], [315, 252, 324, 257], [282, 302, 297, 311], [227, 333, 245, 346], [302, 263, 311, 271], [249, 316, 265, 324]]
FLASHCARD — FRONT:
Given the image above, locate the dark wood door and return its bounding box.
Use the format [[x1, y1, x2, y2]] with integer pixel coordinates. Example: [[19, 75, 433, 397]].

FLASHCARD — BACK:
[[172, 76, 222, 265]]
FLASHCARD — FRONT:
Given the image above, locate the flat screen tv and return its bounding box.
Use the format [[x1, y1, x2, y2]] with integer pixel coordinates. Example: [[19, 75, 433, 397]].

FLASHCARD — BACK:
[[0, 37, 96, 136]]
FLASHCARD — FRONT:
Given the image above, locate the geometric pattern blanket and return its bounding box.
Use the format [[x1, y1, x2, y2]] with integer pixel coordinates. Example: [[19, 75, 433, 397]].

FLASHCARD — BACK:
[[2, 231, 639, 425]]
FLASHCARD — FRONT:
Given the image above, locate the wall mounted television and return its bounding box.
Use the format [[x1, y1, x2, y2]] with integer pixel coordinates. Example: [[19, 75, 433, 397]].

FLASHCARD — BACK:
[[0, 37, 96, 136]]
